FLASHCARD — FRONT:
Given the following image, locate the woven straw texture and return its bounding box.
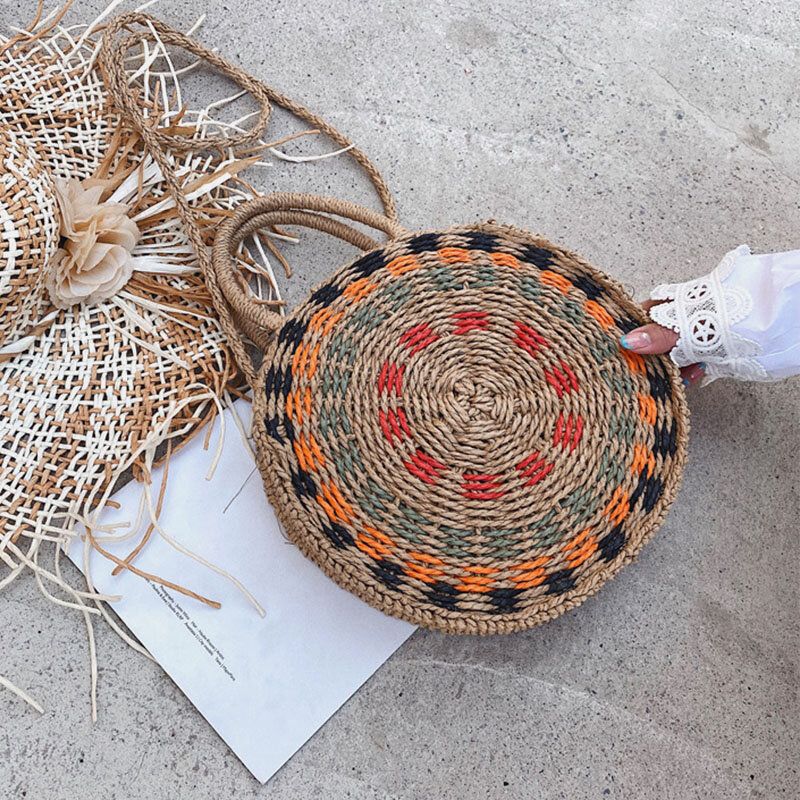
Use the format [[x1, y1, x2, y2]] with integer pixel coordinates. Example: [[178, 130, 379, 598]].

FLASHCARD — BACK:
[[0, 20, 256, 553], [0, 124, 59, 350], [0, 11, 293, 718], [217, 200, 689, 634]]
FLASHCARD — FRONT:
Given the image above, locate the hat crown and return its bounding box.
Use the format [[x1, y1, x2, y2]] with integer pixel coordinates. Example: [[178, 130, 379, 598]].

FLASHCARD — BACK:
[[0, 124, 60, 348]]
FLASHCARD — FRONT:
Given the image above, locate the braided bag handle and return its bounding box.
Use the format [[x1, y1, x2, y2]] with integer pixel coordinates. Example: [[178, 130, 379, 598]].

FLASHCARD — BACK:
[[211, 192, 407, 352], [97, 13, 399, 385]]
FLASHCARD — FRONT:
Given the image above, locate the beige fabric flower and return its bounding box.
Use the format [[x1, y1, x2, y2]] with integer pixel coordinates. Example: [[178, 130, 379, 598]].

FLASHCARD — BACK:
[[47, 178, 140, 308]]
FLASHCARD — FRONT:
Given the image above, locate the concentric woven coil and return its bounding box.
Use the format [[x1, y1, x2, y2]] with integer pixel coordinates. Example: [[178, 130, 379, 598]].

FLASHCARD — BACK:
[[214, 194, 689, 634]]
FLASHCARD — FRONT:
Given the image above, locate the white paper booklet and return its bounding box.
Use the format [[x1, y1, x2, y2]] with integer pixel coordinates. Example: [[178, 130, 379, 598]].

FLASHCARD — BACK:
[[68, 405, 415, 783]]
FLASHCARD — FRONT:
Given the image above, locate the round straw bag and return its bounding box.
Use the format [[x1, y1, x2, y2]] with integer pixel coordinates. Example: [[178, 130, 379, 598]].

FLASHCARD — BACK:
[[213, 194, 689, 634]]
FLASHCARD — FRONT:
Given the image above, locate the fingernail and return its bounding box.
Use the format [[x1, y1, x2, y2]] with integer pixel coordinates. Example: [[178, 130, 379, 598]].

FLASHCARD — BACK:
[[683, 363, 707, 388], [686, 363, 706, 384], [620, 331, 651, 351]]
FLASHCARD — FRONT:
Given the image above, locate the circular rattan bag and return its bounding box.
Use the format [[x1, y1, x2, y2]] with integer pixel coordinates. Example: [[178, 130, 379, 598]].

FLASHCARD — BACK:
[[213, 194, 689, 634]]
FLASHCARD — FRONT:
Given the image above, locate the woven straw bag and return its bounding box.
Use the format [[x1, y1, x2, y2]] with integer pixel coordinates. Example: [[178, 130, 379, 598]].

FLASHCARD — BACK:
[[209, 194, 690, 634]]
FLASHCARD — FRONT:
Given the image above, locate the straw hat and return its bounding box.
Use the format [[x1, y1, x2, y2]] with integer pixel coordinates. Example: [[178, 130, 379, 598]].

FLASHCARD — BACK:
[[0, 4, 287, 715]]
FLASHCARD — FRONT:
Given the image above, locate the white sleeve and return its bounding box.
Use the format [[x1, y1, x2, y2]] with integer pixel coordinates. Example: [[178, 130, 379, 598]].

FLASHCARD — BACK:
[[648, 245, 800, 383]]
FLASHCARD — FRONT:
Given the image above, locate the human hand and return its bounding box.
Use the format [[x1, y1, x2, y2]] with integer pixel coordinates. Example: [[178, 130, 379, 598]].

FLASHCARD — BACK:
[[620, 301, 706, 388]]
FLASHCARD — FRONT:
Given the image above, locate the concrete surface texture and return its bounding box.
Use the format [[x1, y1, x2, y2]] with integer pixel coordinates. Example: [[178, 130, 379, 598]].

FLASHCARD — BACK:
[[1, 1, 798, 798]]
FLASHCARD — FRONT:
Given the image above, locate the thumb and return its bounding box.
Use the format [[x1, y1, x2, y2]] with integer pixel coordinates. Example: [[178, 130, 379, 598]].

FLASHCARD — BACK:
[[620, 323, 678, 355]]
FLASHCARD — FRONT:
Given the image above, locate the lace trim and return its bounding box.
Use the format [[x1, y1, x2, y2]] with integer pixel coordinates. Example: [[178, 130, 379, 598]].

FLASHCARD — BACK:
[[649, 245, 768, 383]]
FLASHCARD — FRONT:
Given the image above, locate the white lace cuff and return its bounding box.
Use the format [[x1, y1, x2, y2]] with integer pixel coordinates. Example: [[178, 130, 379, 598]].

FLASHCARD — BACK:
[[649, 245, 800, 383]]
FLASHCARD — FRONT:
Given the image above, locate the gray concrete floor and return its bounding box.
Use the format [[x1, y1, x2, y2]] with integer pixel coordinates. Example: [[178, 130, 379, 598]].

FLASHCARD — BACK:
[[1, 1, 798, 798]]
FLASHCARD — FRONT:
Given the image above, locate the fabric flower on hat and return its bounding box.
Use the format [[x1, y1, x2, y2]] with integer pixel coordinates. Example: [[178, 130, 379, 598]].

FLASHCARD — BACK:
[[48, 177, 140, 307]]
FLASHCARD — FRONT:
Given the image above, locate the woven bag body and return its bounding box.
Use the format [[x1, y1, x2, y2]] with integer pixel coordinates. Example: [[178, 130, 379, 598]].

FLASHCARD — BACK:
[[214, 196, 688, 635]]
